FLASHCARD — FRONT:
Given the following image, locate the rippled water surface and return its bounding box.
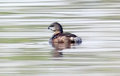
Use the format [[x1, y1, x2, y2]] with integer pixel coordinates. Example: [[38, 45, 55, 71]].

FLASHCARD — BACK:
[[0, 0, 120, 76]]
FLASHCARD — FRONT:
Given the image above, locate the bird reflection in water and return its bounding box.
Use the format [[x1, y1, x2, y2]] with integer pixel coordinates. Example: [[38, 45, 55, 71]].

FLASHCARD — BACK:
[[50, 42, 81, 57], [48, 22, 82, 57]]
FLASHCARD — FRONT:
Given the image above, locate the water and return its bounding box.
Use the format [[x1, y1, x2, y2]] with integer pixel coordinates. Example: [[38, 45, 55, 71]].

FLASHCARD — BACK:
[[0, 0, 120, 76]]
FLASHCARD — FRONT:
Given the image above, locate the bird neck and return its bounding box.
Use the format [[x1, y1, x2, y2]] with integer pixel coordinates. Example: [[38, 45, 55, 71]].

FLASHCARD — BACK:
[[54, 31, 62, 35]]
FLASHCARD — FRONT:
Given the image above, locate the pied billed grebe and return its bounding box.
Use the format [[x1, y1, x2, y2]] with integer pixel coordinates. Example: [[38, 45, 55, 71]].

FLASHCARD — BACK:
[[48, 22, 82, 43]]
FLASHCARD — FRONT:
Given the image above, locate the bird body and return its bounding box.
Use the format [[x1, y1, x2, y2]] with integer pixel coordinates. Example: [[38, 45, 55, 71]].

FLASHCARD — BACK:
[[48, 22, 82, 43]]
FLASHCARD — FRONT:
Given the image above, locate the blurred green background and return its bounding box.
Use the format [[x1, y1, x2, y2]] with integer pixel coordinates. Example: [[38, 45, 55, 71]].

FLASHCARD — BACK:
[[0, 0, 120, 76]]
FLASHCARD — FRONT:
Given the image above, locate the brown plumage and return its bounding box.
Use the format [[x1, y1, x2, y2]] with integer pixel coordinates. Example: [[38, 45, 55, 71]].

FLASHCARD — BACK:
[[48, 22, 82, 43]]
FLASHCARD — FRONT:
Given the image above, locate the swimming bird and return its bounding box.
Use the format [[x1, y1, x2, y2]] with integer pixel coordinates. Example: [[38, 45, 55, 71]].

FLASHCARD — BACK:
[[48, 22, 82, 43]]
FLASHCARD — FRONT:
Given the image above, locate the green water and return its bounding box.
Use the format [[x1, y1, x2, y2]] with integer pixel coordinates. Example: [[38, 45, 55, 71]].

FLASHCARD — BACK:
[[0, 0, 120, 76]]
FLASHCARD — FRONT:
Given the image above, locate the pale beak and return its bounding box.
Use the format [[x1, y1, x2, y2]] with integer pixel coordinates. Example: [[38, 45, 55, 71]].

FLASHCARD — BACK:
[[48, 27, 55, 31], [48, 26, 50, 29]]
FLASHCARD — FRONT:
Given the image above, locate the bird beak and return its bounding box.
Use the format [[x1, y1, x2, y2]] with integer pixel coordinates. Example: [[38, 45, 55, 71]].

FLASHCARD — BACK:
[[48, 26, 50, 29], [48, 26, 55, 31]]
